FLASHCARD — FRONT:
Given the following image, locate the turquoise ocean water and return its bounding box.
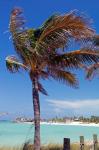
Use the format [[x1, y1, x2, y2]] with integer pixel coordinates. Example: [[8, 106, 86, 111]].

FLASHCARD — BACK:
[[0, 121, 99, 146]]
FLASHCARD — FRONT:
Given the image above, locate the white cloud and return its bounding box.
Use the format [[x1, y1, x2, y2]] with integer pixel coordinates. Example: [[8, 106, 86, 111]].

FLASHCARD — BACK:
[[47, 99, 99, 109], [47, 99, 99, 115]]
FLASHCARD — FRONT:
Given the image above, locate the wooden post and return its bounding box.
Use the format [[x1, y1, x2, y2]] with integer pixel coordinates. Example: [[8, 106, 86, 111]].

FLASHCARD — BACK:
[[93, 134, 98, 150], [80, 136, 84, 150], [63, 138, 70, 150]]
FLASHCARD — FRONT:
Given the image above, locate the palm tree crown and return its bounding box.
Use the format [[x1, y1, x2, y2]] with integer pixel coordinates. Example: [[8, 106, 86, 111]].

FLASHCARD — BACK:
[[6, 8, 99, 89]]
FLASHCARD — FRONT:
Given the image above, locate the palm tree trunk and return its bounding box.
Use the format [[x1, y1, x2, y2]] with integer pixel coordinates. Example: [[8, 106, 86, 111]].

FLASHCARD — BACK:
[[32, 77, 40, 150]]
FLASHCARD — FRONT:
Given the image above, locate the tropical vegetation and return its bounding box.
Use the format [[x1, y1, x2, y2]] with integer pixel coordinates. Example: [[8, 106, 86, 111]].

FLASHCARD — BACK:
[[5, 8, 99, 150], [46, 115, 99, 123]]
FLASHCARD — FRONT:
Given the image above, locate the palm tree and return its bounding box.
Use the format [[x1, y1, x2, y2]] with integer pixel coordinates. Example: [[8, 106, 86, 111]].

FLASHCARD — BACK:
[[6, 8, 99, 150]]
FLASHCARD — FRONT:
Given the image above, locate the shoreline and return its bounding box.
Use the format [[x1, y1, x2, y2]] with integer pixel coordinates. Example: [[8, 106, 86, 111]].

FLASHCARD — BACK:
[[17, 121, 99, 127], [41, 121, 99, 127]]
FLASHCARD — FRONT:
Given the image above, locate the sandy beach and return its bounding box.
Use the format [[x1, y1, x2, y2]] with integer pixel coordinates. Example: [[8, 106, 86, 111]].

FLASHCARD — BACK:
[[22, 121, 99, 127], [41, 121, 99, 127]]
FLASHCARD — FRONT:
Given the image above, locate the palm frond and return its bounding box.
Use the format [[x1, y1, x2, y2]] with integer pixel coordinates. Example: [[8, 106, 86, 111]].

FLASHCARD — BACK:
[[86, 63, 99, 79], [93, 35, 99, 46], [48, 68, 78, 88], [36, 10, 94, 53], [6, 55, 28, 73], [10, 8, 25, 34], [9, 8, 41, 67], [66, 49, 99, 64], [40, 71, 49, 79], [38, 82, 48, 95], [50, 49, 99, 69], [41, 14, 59, 30]]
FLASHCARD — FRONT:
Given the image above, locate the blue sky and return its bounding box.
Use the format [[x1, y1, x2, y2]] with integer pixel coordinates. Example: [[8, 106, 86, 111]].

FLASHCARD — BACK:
[[0, 0, 99, 120]]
